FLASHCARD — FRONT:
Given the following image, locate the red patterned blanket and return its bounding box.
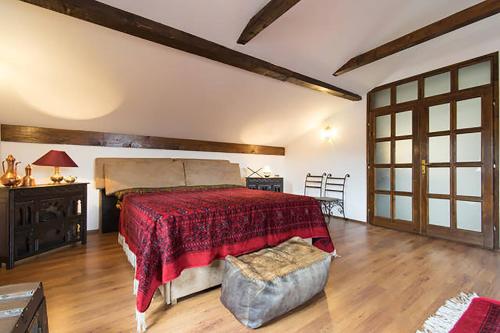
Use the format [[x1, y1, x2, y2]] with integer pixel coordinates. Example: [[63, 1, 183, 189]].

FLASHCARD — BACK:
[[119, 187, 334, 313], [451, 297, 500, 333]]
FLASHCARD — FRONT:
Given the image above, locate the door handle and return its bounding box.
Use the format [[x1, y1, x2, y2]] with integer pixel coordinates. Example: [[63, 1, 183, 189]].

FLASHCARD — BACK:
[[421, 160, 428, 175]]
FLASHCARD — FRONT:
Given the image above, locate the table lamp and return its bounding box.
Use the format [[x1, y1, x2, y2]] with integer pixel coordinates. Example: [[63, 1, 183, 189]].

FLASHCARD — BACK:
[[33, 150, 78, 184]]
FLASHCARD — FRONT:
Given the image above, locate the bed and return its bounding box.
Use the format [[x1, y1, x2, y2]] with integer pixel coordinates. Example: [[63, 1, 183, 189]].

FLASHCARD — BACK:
[[95, 158, 334, 330]]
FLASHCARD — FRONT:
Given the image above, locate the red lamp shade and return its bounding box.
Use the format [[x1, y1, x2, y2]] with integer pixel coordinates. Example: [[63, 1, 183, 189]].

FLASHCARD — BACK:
[[33, 150, 78, 167]]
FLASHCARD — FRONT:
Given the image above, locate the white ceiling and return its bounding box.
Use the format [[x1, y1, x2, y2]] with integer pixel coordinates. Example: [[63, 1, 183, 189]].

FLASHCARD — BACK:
[[100, 0, 495, 91], [0, 0, 498, 147]]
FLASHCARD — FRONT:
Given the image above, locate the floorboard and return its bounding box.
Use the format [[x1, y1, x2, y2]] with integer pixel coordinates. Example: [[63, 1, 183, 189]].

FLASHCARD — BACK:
[[1, 219, 499, 332]]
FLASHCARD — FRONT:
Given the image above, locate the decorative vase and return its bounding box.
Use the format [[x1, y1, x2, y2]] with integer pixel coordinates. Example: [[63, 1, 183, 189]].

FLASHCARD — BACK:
[[21, 164, 36, 187], [1, 155, 22, 187], [64, 176, 77, 184]]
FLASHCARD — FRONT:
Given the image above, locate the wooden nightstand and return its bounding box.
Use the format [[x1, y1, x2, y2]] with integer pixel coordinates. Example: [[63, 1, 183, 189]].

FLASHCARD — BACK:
[[246, 177, 283, 192], [0, 183, 87, 269]]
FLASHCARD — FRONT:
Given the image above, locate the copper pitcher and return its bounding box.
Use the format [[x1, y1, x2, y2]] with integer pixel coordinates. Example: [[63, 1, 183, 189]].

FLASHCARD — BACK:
[[22, 164, 36, 187], [1, 155, 22, 186]]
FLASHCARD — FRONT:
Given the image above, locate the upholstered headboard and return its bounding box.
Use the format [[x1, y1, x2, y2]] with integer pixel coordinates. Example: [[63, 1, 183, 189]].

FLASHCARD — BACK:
[[95, 158, 244, 232], [95, 158, 244, 194]]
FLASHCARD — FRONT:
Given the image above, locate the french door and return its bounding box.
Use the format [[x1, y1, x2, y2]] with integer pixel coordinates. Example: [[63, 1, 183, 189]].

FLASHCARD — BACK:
[[422, 89, 494, 248], [370, 106, 420, 234], [368, 53, 498, 249]]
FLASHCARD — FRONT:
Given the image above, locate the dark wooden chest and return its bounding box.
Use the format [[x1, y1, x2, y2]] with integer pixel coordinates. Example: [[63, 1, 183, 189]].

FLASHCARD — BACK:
[[0, 282, 48, 333], [0, 183, 87, 269]]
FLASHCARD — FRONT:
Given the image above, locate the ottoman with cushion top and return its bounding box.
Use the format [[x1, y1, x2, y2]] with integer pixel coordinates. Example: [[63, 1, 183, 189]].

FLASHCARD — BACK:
[[221, 237, 332, 329]]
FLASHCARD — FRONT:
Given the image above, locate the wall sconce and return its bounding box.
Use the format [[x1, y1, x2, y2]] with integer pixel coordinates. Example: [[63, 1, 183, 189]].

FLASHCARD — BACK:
[[320, 125, 336, 142]]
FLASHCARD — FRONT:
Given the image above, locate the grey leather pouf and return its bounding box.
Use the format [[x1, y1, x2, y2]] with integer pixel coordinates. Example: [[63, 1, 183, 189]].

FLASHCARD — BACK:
[[221, 237, 332, 329]]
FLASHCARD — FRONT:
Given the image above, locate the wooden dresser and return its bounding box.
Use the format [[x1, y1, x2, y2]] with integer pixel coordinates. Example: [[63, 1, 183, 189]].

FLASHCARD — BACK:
[[246, 177, 283, 192], [0, 183, 87, 269]]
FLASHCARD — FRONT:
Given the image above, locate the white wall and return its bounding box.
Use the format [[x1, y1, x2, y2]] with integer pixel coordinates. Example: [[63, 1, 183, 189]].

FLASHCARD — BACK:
[[285, 101, 367, 222], [0, 142, 285, 230], [0, 0, 347, 148]]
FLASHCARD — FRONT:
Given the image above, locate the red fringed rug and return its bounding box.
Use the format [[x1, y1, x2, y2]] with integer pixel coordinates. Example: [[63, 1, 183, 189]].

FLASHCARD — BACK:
[[418, 293, 500, 333]]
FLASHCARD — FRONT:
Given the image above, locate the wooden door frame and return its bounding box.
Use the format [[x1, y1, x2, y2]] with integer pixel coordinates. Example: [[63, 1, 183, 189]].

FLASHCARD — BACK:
[[367, 52, 499, 249], [492, 53, 499, 250]]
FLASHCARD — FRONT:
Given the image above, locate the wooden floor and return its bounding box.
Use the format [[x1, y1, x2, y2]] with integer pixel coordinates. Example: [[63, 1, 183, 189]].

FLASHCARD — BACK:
[[1, 219, 499, 332]]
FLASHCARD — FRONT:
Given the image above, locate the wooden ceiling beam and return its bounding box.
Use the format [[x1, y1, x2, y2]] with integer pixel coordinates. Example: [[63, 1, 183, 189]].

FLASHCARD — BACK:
[[237, 0, 301, 45], [1, 124, 286, 155], [334, 0, 500, 76], [21, 0, 360, 101]]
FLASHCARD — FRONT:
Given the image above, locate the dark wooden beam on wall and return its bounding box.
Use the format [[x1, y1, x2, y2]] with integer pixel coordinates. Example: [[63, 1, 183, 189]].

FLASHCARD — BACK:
[[20, 0, 360, 101], [0, 125, 286, 156], [334, 0, 500, 76], [237, 0, 301, 45]]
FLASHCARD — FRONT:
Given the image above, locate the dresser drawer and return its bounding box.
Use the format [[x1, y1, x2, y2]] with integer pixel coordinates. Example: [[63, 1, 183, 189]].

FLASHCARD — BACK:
[[12, 184, 87, 201]]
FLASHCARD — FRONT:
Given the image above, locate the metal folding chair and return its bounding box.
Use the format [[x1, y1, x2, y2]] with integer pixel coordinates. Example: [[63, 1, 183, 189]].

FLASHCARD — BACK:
[[317, 174, 350, 223], [304, 173, 326, 199]]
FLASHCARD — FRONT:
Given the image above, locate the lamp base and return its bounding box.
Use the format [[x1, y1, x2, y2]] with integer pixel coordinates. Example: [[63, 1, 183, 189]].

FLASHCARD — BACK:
[[50, 167, 64, 184]]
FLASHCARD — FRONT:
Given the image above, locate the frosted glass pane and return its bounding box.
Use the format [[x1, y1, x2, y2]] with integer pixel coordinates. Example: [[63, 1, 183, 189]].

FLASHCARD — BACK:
[[458, 61, 491, 90], [395, 139, 412, 164], [428, 168, 449, 195], [396, 81, 418, 103], [376, 114, 391, 138], [429, 136, 450, 163], [396, 111, 412, 136], [395, 195, 412, 221], [375, 142, 391, 164], [457, 133, 481, 162], [456, 167, 481, 197], [456, 201, 481, 232], [375, 168, 390, 191], [429, 103, 450, 132], [395, 168, 412, 192], [375, 194, 391, 218], [457, 98, 481, 129], [424, 72, 450, 97], [372, 88, 391, 108], [429, 198, 450, 227]]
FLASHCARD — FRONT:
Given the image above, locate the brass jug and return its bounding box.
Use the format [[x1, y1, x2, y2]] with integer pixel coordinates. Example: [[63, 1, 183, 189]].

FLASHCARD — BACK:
[[1, 155, 22, 187], [22, 164, 36, 187]]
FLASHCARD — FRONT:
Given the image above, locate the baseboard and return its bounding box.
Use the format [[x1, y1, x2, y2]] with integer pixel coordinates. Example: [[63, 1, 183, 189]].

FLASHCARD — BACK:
[[325, 215, 366, 224], [344, 218, 366, 224]]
